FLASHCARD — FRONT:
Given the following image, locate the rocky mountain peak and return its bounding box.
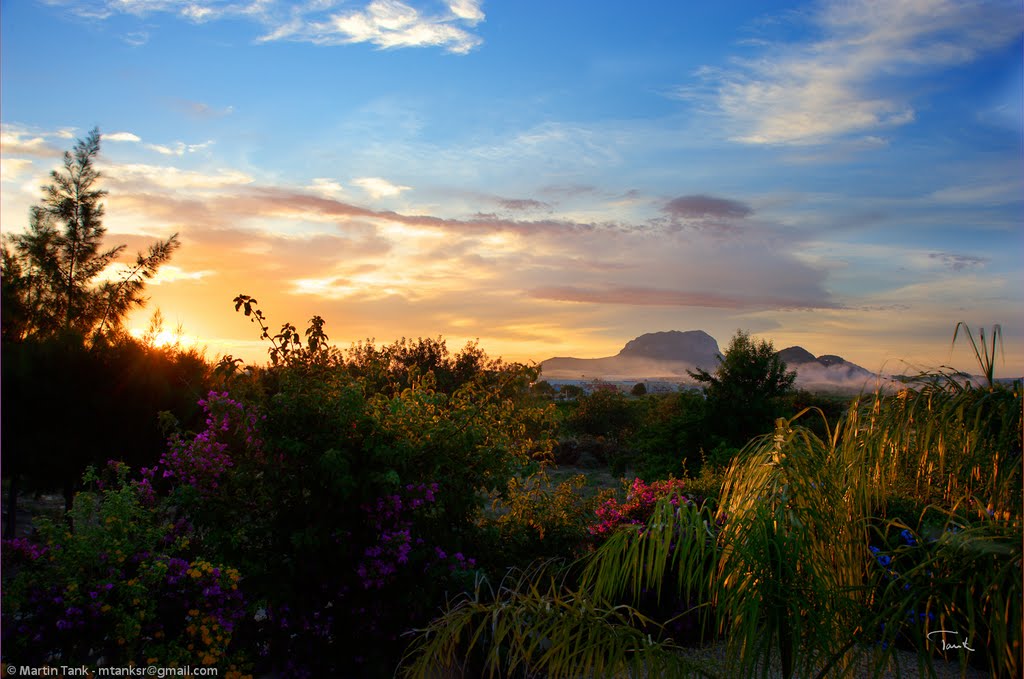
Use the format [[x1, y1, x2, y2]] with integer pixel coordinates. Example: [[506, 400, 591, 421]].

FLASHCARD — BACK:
[[617, 330, 721, 363]]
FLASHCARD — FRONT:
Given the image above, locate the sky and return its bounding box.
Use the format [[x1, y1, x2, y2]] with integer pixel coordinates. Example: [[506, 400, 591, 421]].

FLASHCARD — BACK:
[[2, 0, 1022, 377]]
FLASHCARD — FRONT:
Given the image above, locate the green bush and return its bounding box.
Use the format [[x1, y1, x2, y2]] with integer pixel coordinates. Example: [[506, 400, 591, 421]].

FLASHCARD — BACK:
[[2, 463, 249, 674]]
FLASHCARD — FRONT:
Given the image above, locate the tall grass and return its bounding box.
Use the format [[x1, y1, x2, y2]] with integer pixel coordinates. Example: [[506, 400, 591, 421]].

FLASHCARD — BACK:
[[400, 326, 1022, 678]]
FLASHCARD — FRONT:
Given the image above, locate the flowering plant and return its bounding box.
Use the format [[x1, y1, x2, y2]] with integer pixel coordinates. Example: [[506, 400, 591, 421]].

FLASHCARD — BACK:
[[160, 391, 263, 496], [590, 477, 692, 538], [1, 462, 250, 674]]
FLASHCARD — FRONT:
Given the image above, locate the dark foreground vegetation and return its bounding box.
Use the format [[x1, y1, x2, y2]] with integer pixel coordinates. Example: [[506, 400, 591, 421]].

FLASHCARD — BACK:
[[2, 131, 1020, 678]]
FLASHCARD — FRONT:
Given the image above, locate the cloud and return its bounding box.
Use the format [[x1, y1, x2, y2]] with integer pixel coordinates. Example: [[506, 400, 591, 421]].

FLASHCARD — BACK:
[[97, 129, 213, 156], [498, 198, 550, 211], [448, 0, 483, 24], [0, 126, 65, 157], [930, 180, 1023, 206], [170, 99, 234, 120], [307, 178, 347, 199], [352, 176, 411, 200], [0, 158, 34, 182], [691, 0, 1023, 145], [664, 194, 753, 220], [929, 252, 989, 272], [44, 1, 485, 53], [104, 131, 142, 142], [105, 163, 253, 190], [266, 0, 484, 53], [98, 263, 214, 286], [122, 30, 149, 46], [530, 285, 839, 311]]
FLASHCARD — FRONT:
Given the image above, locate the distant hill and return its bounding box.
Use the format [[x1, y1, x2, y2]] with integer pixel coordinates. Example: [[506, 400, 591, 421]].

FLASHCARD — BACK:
[[540, 331, 722, 381], [540, 331, 878, 391], [775, 345, 875, 390]]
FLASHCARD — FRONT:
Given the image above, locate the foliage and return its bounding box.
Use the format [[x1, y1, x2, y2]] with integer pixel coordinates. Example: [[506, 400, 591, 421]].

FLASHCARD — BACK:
[[530, 379, 557, 399], [866, 515, 1022, 678], [561, 388, 642, 473], [344, 334, 526, 398], [7, 310, 1018, 678], [160, 297, 558, 675], [1, 463, 249, 675], [482, 471, 596, 565], [402, 331, 1022, 678], [558, 383, 585, 399], [628, 391, 708, 478], [951, 321, 1004, 388], [1, 334, 209, 522], [589, 477, 692, 539], [690, 329, 797, 448], [399, 561, 706, 679], [1, 128, 179, 344], [854, 371, 1021, 511]]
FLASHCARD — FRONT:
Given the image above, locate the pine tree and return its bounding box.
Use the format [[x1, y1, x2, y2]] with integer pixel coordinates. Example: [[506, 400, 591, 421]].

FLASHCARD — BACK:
[[1, 127, 179, 343]]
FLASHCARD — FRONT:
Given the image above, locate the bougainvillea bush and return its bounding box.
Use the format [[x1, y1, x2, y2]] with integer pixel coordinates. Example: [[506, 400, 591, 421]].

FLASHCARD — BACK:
[[1, 462, 249, 676], [589, 476, 693, 539], [3, 299, 558, 677], [154, 301, 559, 676]]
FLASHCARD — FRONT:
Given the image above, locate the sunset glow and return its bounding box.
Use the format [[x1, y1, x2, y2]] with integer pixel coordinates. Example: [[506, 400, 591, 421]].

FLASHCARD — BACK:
[[2, 1, 1021, 374]]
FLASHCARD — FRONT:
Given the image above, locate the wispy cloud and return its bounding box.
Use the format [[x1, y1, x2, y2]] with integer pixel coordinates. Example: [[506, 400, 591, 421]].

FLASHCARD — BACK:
[[48, 1, 486, 54], [352, 176, 411, 200], [664, 195, 753, 220], [104, 131, 143, 142], [100, 130, 214, 156], [496, 197, 550, 212], [264, 0, 484, 53], [170, 99, 235, 120], [0, 125, 67, 157], [530, 285, 839, 311], [105, 163, 253, 190], [0, 158, 34, 181], [689, 0, 1023, 145], [928, 252, 989, 272]]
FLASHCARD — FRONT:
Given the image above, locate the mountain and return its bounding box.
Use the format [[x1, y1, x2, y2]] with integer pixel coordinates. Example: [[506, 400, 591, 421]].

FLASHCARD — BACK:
[[540, 332, 877, 391], [618, 330, 721, 363], [774, 346, 875, 390], [540, 330, 721, 381]]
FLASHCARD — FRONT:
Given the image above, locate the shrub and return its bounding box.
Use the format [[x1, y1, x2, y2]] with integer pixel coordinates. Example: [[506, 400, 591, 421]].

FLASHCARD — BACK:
[[1, 462, 249, 674], [482, 471, 596, 565], [589, 477, 692, 539], [627, 391, 708, 479], [153, 300, 560, 676]]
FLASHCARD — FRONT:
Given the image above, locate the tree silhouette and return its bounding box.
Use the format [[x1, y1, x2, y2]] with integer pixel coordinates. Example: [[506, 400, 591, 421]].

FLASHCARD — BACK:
[[689, 329, 796, 448], [1, 128, 186, 536], [1, 127, 179, 343]]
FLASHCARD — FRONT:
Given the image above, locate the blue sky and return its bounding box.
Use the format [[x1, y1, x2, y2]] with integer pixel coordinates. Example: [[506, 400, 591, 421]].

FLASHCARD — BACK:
[[2, 0, 1022, 374]]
